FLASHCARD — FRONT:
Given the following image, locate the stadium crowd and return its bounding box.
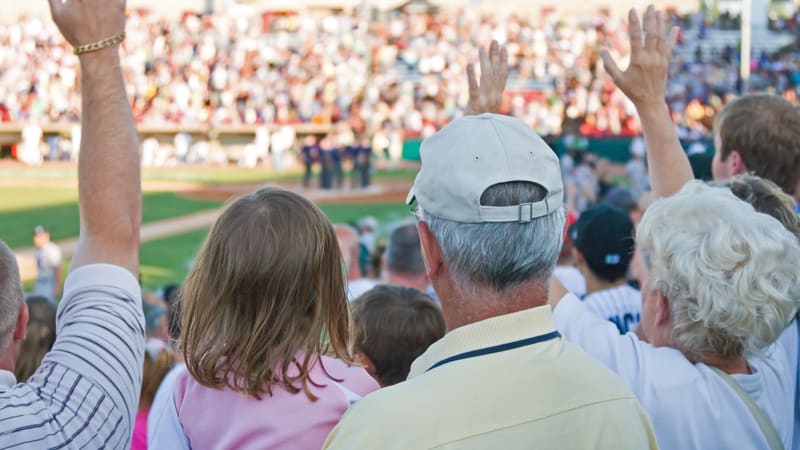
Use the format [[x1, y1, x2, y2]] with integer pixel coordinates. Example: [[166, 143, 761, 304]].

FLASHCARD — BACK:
[[1, 1, 800, 450], [3, 2, 800, 142]]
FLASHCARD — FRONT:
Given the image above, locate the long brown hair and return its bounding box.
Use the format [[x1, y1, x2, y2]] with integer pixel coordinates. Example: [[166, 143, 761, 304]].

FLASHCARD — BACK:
[[180, 187, 353, 399]]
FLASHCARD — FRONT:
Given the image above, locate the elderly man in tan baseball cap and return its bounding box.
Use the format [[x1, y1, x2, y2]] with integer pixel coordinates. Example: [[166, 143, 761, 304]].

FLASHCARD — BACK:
[[324, 42, 656, 450]]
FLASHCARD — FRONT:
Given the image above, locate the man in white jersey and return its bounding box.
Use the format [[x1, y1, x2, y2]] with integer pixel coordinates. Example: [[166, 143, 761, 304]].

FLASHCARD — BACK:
[[570, 204, 640, 333], [0, 0, 145, 447]]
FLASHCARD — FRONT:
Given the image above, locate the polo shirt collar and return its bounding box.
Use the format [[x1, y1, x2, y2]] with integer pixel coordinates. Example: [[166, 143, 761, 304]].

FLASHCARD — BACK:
[[0, 370, 16, 388], [408, 305, 557, 378]]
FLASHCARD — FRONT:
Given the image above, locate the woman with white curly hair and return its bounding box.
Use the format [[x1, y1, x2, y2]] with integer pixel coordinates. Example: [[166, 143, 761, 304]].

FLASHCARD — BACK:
[[549, 181, 800, 450]]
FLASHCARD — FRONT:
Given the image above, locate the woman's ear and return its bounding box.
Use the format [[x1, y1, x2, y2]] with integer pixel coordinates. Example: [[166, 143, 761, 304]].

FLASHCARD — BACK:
[[654, 291, 671, 327]]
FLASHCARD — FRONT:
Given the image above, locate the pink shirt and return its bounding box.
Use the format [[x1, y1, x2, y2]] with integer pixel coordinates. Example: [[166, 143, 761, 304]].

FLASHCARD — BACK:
[[174, 355, 378, 450], [131, 409, 149, 450]]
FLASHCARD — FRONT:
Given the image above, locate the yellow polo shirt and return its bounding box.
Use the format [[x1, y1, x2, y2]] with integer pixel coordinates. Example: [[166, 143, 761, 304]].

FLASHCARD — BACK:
[[324, 305, 658, 450]]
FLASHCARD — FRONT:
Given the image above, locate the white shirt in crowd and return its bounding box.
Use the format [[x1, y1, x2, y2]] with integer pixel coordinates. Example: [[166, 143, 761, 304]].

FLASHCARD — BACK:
[[583, 284, 642, 334], [148, 363, 189, 450], [780, 317, 799, 450], [346, 278, 378, 301], [554, 265, 586, 298], [553, 292, 795, 450], [0, 264, 145, 448], [33, 241, 62, 299]]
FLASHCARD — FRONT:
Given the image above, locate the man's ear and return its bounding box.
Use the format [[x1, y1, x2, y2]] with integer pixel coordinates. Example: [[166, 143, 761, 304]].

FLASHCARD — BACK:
[[14, 302, 28, 342], [417, 221, 444, 281], [728, 150, 748, 176]]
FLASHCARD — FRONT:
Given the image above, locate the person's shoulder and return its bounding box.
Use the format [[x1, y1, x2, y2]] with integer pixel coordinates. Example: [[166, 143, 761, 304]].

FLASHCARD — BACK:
[[559, 340, 642, 398], [317, 356, 379, 397], [62, 264, 140, 301], [336, 378, 422, 425], [324, 381, 426, 449]]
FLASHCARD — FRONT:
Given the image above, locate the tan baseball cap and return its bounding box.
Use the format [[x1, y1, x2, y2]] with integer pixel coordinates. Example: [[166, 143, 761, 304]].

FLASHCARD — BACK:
[[406, 113, 563, 223]]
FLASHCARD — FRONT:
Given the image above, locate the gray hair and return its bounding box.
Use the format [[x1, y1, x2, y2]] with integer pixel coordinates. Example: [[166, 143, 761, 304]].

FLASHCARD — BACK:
[[638, 181, 800, 360], [421, 181, 565, 293], [0, 242, 24, 352], [386, 224, 426, 276]]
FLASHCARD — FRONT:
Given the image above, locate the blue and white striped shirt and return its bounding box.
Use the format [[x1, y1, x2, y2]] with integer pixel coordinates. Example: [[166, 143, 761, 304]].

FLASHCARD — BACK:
[[0, 264, 145, 449]]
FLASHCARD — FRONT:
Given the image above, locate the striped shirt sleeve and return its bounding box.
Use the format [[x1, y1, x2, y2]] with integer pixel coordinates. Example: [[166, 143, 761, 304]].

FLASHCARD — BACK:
[[0, 264, 145, 449]]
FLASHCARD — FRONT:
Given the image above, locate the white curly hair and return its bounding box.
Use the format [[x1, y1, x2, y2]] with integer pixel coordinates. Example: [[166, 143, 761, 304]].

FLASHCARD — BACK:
[[637, 181, 800, 361]]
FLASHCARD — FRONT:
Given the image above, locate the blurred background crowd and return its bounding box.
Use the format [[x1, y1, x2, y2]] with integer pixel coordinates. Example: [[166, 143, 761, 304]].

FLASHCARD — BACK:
[[3, 1, 800, 142]]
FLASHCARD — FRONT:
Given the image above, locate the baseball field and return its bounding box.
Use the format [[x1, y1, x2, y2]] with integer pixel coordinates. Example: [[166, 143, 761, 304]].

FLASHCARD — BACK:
[[3, 162, 417, 292]]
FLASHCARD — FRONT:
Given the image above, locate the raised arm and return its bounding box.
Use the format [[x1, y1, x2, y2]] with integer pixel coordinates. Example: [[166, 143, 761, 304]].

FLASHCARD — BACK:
[[602, 6, 692, 198], [50, 0, 141, 275]]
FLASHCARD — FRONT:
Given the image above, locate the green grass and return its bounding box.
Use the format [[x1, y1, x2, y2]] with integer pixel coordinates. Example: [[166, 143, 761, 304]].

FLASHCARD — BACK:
[[134, 201, 410, 289], [0, 163, 418, 250], [0, 188, 222, 249], [320, 202, 411, 226], [19, 200, 411, 290], [0, 166, 298, 185], [139, 228, 211, 289], [0, 165, 419, 185]]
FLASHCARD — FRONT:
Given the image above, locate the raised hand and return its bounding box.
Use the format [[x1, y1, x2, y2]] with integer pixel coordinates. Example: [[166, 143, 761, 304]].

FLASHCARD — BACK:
[[601, 6, 679, 107], [465, 40, 508, 115], [602, 5, 692, 198], [49, 0, 126, 50]]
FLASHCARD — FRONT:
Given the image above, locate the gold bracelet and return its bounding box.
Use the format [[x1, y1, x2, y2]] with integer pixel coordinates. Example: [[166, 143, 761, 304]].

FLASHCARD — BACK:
[[73, 32, 126, 56]]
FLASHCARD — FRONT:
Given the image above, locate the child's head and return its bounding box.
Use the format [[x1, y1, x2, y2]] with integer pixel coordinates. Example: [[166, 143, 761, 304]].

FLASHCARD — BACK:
[[180, 187, 352, 398], [140, 339, 174, 410], [351, 285, 445, 387], [15, 296, 56, 382], [716, 175, 800, 238]]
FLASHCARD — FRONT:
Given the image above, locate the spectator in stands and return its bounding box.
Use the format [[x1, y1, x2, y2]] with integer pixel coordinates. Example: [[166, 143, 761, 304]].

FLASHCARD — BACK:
[[382, 224, 430, 294], [324, 43, 657, 450], [161, 283, 182, 345], [0, 0, 146, 446], [351, 285, 445, 387], [720, 175, 800, 238], [336, 224, 376, 300], [550, 181, 800, 449], [150, 188, 378, 449], [357, 216, 378, 255], [32, 225, 62, 300], [569, 204, 640, 333], [554, 211, 587, 298], [601, 187, 643, 224], [13, 296, 56, 382], [553, 7, 800, 448], [145, 305, 170, 344], [132, 341, 174, 450], [712, 95, 800, 202], [147, 285, 186, 448]]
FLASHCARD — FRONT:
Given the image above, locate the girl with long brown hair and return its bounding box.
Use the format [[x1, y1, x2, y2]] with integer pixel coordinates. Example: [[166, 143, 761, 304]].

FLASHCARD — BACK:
[[149, 187, 378, 449]]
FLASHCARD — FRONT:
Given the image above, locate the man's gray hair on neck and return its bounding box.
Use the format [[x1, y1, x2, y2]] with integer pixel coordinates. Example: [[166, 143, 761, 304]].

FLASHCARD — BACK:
[[421, 181, 565, 295]]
